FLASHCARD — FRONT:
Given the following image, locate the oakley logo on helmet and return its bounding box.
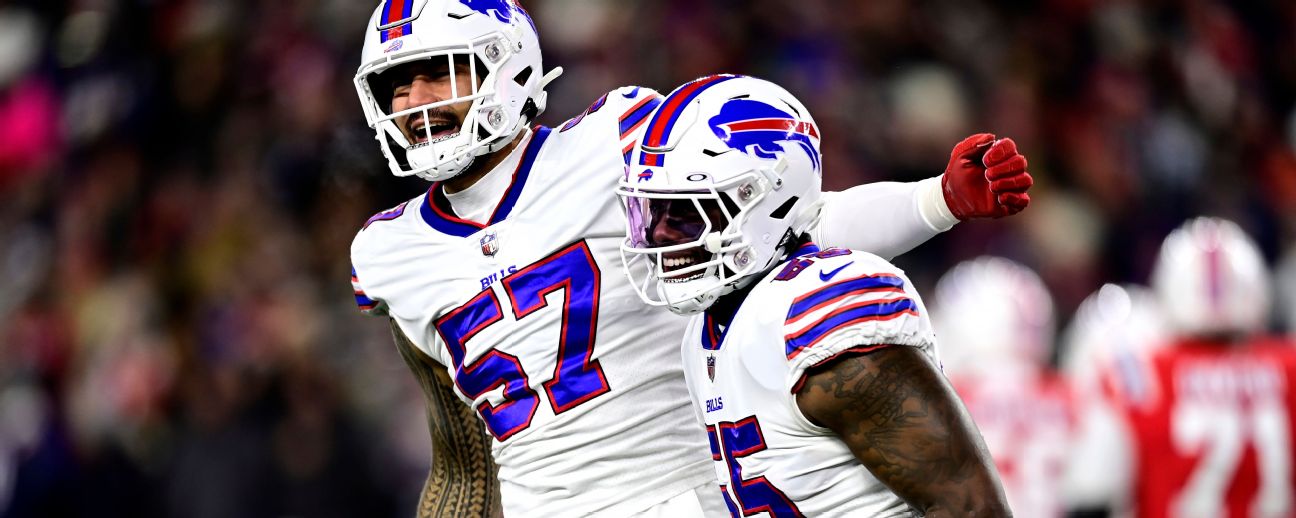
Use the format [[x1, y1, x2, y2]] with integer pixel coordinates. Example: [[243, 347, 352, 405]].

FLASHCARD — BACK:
[[708, 99, 821, 173]]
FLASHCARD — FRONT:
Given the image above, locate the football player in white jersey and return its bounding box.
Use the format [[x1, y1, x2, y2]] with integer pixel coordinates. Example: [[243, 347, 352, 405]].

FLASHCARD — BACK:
[[348, 1, 1032, 516], [618, 76, 1010, 516]]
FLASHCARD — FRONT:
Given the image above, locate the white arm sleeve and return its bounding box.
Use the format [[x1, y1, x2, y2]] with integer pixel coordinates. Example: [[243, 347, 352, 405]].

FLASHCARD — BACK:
[[810, 176, 959, 261], [1062, 396, 1134, 511]]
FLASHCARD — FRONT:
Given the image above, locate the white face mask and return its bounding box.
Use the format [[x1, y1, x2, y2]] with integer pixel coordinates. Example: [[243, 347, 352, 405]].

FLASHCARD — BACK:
[[619, 178, 764, 315], [353, 0, 561, 182]]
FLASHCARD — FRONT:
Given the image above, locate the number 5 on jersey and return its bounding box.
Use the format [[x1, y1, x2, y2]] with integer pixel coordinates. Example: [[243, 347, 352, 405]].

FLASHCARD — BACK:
[[708, 417, 804, 517], [435, 241, 611, 441]]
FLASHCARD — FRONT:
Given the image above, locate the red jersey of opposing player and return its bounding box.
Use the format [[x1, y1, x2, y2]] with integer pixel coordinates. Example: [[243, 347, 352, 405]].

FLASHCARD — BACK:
[[1103, 336, 1296, 518], [952, 371, 1075, 517]]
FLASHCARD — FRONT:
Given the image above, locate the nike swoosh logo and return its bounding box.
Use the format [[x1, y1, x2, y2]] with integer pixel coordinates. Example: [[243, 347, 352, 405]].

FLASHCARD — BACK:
[[819, 262, 854, 282]]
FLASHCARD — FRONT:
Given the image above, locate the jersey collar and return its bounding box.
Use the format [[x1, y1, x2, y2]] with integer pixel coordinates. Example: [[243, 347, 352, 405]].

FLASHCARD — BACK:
[[419, 126, 553, 237], [702, 273, 770, 351], [701, 241, 821, 351], [700, 311, 730, 351]]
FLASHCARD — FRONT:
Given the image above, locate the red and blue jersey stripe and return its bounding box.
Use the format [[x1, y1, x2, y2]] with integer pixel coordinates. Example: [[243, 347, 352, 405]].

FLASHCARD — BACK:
[[638, 74, 738, 166], [784, 274, 907, 325], [379, 0, 416, 42], [352, 266, 380, 311], [420, 126, 552, 237], [784, 297, 918, 359], [619, 95, 663, 140], [783, 273, 916, 359], [620, 94, 663, 164], [701, 312, 725, 351], [700, 295, 748, 351]]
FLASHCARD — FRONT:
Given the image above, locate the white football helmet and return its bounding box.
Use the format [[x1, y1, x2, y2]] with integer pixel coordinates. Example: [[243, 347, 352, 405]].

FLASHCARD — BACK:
[[1151, 217, 1271, 337], [931, 256, 1055, 378], [618, 75, 825, 314], [354, 0, 562, 182], [1061, 283, 1167, 396]]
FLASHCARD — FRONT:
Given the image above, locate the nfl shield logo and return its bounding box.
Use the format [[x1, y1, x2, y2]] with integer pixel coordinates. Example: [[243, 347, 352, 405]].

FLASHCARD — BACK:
[[706, 355, 716, 382], [480, 231, 499, 256]]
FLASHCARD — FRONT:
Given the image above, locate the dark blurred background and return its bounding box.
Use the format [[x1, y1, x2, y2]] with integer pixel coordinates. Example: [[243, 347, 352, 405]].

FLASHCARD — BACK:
[[0, 0, 1293, 516]]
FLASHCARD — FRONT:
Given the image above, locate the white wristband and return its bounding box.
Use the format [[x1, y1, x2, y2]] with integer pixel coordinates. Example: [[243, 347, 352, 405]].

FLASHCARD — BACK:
[[916, 175, 959, 232]]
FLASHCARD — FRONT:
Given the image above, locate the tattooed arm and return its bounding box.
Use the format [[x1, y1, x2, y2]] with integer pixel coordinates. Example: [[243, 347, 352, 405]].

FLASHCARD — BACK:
[[390, 319, 503, 518], [795, 345, 1010, 517]]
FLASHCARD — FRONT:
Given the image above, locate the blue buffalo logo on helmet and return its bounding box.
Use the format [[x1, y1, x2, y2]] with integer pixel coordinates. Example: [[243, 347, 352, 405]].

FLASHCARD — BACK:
[[707, 99, 821, 173], [461, 0, 521, 23]]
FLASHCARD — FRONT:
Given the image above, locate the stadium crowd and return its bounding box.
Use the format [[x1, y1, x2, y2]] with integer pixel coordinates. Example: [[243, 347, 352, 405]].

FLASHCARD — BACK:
[[0, 0, 1293, 516]]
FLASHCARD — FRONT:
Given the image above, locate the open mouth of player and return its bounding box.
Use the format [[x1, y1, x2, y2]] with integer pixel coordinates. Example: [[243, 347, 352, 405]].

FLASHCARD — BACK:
[[660, 248, 710, 283], [408, 116, 460, 145]]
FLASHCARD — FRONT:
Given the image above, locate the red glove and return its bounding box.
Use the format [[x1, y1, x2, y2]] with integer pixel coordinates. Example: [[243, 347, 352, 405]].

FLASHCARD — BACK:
[[941, 133, 1033, 220]]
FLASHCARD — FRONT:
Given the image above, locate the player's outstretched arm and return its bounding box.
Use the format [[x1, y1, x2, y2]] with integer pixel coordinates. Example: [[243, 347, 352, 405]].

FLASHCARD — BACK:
[[813, 134, 1032, 261], [390, 319, 503, 518], [795, 345, 1011, 517]]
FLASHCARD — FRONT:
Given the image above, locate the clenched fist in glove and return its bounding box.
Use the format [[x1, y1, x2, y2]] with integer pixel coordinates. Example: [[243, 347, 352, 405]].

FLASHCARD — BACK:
[[941, 133, 1033, 219]]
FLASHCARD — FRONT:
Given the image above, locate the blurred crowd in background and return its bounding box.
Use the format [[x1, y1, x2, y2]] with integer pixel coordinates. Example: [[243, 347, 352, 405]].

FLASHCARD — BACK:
[[0, 0, 1294, 516]]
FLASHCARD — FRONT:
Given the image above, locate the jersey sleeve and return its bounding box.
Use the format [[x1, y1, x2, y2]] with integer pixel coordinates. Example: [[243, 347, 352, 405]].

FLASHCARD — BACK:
[[350, 265, 387, 316], [812, 177, 955, 261], [611, 87, 665, 165], [349, 201, 415, 317], [779, 253, 936, 393], [555, 85, 664, 167], [1061, 391, 1135, 509]]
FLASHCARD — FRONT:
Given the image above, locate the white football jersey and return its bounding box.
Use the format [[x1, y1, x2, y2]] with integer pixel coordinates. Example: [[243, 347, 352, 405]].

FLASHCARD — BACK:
[[681, 247, 938, 517], [350, 86, 722, 517]]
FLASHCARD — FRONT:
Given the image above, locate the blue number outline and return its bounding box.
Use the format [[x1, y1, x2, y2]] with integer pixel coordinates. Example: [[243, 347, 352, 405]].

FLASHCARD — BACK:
[[434, 240, 611, 441], [709, 416, 805, 517]]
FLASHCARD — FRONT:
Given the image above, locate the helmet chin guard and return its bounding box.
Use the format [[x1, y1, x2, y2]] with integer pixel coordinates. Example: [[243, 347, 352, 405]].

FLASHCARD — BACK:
[[354, 0, 561, 182]]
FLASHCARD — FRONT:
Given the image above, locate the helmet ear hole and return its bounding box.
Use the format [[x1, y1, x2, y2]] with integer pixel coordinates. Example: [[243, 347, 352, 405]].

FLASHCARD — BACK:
[[367, 71, 397, 114], [768, 196, 798, 220], [717, 192, 740, 218], [513, 66, 533, 87], [384, 132, 411, 168]]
